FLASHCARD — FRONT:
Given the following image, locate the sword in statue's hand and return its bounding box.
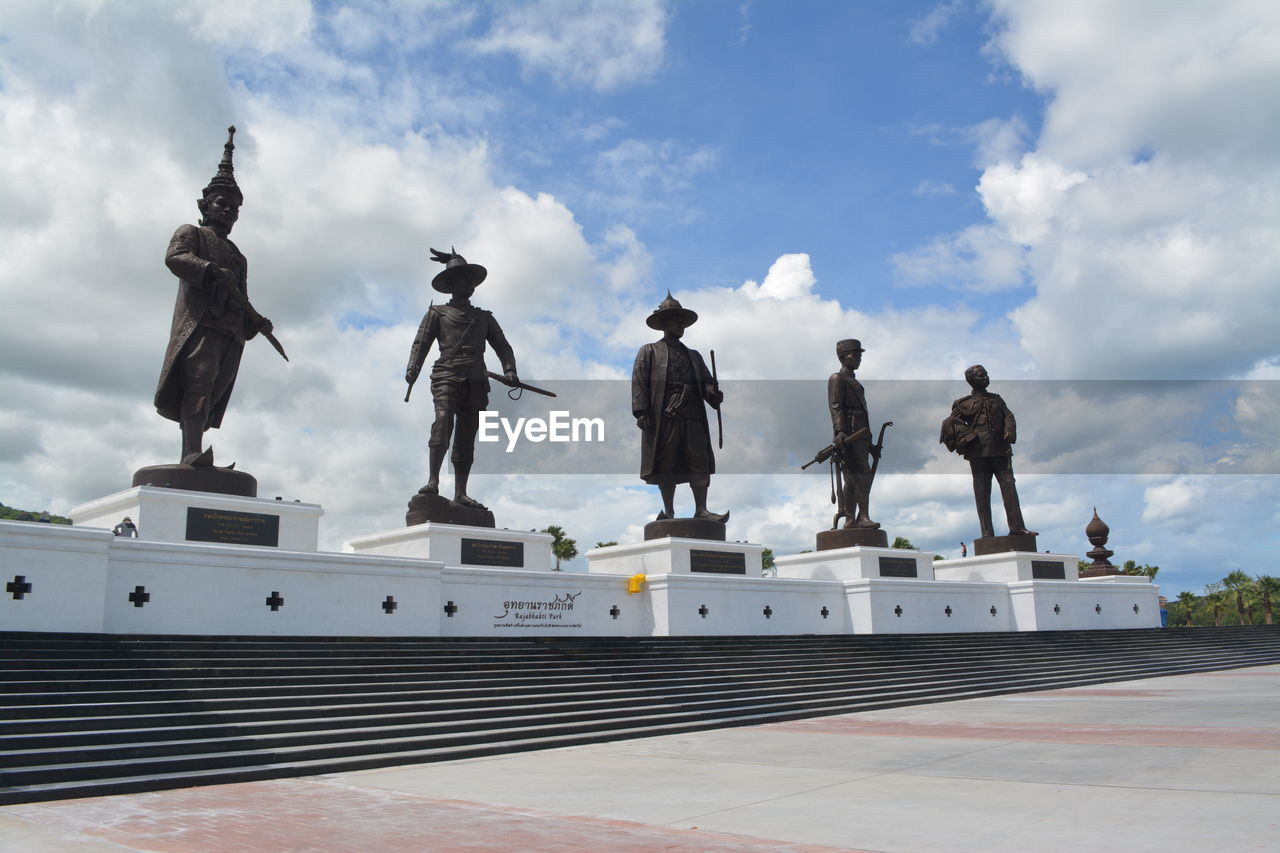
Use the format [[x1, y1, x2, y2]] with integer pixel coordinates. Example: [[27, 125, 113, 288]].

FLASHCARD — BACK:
[[710, 349, 723, 450], [221, 277, 288, 362]]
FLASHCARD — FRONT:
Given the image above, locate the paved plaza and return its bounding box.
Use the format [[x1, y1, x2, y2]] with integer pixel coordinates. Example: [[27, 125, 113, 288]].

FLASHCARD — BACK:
[[3, 664, 1277, 852]]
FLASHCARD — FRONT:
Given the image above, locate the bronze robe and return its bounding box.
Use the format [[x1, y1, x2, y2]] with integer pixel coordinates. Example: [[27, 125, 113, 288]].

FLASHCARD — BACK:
[[153, 224, 255, 428], [632, 340, 716, 484]]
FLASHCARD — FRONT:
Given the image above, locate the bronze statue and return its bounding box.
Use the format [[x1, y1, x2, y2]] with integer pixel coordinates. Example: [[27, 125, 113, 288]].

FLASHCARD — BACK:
[[405, 248, 517, 515], [632, 293, 727, 526], [940, 364, 1037, 545], [828, 339, 882, 530], [152, 126, 277, 469]]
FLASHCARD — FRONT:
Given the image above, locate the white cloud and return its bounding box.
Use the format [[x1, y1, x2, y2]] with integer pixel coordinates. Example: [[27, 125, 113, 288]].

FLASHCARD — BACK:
[[474, 0, 667, 92], [907, 0, 965, 46], [899, 0, 1280, 378], [977, 153, 1087, 245]]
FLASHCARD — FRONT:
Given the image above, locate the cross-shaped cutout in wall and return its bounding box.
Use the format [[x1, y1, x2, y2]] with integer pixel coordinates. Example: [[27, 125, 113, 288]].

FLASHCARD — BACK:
[[1096, 604, 1102, 614], [820, 606, 829, 619], [128, 586, 150, 608], [698, 604, 709, 618], [894, 605, 903, 617], [763, 605, 773, 619], [1054, 604, 1061, 614], [265, 591, 284, 611], [382, 595, 397, 615], [990, 605, 998, 616], [444, 600, 458, 617], [609, 605, 621, 620], [1133, 603, 1140, 614], [6, 575, 32, 600], [944, 605, 952, 617]]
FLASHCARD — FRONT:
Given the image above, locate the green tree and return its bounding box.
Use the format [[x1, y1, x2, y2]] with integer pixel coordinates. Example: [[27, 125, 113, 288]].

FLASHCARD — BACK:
[[1223, 570, 1254, 625], [1204, 583, 1227, 626], [1174, 591, 1198, 628], [1256, 575, 1279, 626], [761, 547, 776, 577], [1122, 560, 1160, 579], [541, 525, 578, 571], [595, 541, 618, 548], [892, 536, 916, 550], [0, 502, 70, 524]]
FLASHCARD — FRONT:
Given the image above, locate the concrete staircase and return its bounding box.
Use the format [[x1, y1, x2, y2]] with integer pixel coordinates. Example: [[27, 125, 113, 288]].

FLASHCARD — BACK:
[[3, 626, 1279, 805]]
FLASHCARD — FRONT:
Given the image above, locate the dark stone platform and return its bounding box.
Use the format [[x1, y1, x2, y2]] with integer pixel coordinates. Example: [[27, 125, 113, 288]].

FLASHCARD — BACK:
[[406, 492, 495, 528], [644, 517, 726, 541], [132, 464, 257, 497], [974, 533, 1038, 556], [1078, 564, 1119, 578], [816, 527, 889, 551]]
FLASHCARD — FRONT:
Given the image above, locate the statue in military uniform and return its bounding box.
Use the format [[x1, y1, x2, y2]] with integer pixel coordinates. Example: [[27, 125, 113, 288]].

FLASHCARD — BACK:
[[150, 126, 273, 472], [829, 339, 879, 530], [405, 248, 517, 515], [940, 364, 1037, 544], [632, 293, 727, 529]]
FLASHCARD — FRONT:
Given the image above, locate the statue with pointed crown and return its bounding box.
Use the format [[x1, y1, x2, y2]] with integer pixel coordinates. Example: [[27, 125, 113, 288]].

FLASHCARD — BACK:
[[135, 126, 276, 497], [632, 292, 728, 540]]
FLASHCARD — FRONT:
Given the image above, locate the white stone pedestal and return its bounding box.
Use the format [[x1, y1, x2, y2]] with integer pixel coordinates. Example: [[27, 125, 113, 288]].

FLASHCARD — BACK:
[[586, 538, 766, 577], [345, 523, 554, 571], [70, 486, 323, 551], [932, 551, 1076, 583], [774, 546, 935, 581]]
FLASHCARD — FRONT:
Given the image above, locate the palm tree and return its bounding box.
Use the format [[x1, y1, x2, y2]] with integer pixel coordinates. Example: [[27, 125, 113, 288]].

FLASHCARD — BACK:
[[1223, 570, 1254, 626], [541, 525, 578, 571], [1175, 591, 1198, 628], [1204, 583, 1226, 626], [1256, 575, 1279, 625]]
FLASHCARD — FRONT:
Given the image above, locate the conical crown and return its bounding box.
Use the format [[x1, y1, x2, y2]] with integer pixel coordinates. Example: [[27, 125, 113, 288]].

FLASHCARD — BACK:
[[202, 126, 243, 205]]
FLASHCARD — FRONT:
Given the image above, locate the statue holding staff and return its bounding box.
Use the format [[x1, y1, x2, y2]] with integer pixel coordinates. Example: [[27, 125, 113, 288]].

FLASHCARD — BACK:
[[632, 292, 727, 528]]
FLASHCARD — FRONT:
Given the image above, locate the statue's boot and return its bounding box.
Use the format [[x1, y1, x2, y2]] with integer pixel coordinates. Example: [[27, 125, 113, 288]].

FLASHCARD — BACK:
[[694, 508, 730, 524], [655, 509, 672, 521], [1010, 528, 1039, 536], [182, 447, 215, 468], [855, 516, 881, 529]]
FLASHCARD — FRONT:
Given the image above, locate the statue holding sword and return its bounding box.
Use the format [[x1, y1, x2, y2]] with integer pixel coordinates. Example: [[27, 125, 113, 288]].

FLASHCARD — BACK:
[[405, 248, 551, 520], [151, 126, 285, 471]]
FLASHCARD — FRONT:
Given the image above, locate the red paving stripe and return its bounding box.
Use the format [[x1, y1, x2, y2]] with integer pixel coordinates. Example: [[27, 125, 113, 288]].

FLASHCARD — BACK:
[[757, 718, 1280, 749], [5, 779, 868, 853]]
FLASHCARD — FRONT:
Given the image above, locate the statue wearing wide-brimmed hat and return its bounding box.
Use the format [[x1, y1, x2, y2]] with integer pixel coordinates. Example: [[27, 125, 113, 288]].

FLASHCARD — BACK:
[[631, 292, 728, 536], [404, 248, 518, 524]]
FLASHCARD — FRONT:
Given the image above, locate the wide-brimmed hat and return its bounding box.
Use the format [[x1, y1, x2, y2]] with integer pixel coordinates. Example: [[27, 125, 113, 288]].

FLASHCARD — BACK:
[[429, 247, 488, 293], [646, 291, 698, 330], [836, 338, 866, 353]]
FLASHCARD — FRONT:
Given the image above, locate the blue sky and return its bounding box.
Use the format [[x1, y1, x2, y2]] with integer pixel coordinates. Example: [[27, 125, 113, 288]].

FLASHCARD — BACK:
[[1, 0, 1277, 595]]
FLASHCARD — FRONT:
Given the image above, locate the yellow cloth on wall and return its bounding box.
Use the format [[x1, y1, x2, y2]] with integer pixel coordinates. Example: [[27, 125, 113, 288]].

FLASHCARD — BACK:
[[627, 573, 647, 595]]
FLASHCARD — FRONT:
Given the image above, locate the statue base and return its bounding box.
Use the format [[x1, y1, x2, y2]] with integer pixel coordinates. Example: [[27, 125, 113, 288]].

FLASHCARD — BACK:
[[406, 492, 495, 528], [816, 528, 889, 551], [974, 533, 1038, 556], [643, 517, 726, 542], [1079, 563, 1120, 578], [132, 464, 257, 498]]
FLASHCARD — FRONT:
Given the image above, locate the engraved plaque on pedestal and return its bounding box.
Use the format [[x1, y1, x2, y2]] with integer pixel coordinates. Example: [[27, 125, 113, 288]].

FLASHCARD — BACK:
[[461, 538, 524, 568], [878, 556, 918, 578], [690, 549, 747, 575], [1031, 560, 1066, 580], [185, 507, 280, 547]]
